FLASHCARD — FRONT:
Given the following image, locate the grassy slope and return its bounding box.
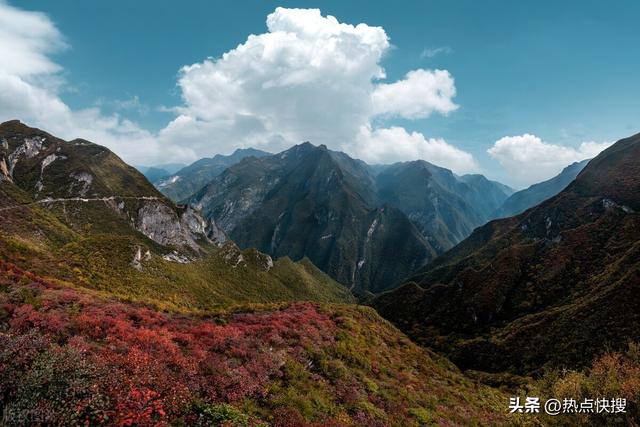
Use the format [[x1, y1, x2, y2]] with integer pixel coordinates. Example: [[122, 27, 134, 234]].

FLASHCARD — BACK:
[[0, 180, 353, 310], [0, 262, 507, 426]]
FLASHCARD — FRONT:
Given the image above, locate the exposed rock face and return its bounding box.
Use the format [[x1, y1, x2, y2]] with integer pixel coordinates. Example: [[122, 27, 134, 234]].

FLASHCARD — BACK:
[[189, 143, 435, 294], [0, 120, 215, 255], [131, 246, 152, 271], [69, 172, 93, 196], [0, 157, 11, 182], [8, 136, 46, 177], [206, 217, 227, 246], [179, 206, 209, 236], [162, 251, 191, 264], [136, 202, 202, 250], [219, 241, 247, 268]]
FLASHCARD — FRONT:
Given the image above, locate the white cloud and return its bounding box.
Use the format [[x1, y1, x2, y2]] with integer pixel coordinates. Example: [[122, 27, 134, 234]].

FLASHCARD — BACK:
[[349, 125, 478, 173], [1, 4, 472, 171], [488, 133, 612, 187], [372, 69, 458, 119], [158, 7, 471, 170], [0, 1, 190, 165], [161, 7, 388, 155], [0, 1, 65, 78], [420, 46, 453, 59]]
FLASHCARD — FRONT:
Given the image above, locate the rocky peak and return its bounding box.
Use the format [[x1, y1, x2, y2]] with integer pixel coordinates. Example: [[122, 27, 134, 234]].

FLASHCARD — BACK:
[[0, 120, 219, 256]]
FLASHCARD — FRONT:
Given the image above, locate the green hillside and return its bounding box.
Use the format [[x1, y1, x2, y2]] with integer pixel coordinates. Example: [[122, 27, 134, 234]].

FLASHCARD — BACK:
[[0, 121, 353, 309]]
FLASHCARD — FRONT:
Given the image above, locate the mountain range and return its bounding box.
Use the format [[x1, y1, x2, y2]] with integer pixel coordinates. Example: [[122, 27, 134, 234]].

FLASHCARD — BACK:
[[0, 120, 509, 425], [154, 148, 270, 202], [136, 163, 186, 182], [376, 161, 513, 251], [374, 132, 640, 375], [187, 142, 514, 295], [0, 120, 352, 308], [3, 118, 640, 425]]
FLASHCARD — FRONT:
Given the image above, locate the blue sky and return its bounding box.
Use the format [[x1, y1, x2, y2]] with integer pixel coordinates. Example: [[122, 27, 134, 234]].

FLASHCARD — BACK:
[[4, 0, 640, 187]]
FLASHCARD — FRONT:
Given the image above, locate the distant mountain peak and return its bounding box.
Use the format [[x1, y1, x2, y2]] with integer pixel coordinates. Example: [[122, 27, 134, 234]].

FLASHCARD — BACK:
[[232, 147, 270, 156], [494, 158, 590, 218], [154, 147, 271, 201]]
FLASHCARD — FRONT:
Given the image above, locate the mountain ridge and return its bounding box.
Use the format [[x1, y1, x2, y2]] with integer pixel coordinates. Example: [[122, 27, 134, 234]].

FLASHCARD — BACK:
[[0, 120, 352, 308], [493, 159, 590, 218], [373, 131, 640, 375], [156, 147, 271, 202], [189, 143, 513, 294], [190, 142, 436, 295]]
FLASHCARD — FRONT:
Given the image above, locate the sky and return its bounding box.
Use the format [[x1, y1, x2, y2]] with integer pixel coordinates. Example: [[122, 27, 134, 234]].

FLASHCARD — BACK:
[[2, 1, 639, 188]]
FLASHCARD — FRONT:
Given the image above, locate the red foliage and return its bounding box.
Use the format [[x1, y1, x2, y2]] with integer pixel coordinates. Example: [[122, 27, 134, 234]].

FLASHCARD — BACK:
[[0, 260, 338, 425]]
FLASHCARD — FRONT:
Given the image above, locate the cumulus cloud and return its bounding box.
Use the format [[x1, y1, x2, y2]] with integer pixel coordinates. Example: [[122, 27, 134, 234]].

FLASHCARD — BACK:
[[488, 133, 612, 187], [159, 7, 389, 156], [372, 69, 458, 119], [1, 4, 473, 171], [350, 125, 479, 173], [0, 1, 190, 165], [159, 7, 473, 171]]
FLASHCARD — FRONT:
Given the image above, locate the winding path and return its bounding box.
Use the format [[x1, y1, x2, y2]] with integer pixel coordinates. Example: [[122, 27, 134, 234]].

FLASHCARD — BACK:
[[0, 196, 162, 212]]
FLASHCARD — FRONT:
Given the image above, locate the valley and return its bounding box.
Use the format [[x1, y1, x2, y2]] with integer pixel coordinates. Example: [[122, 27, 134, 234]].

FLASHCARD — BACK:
[[1, 119, 638, 426], [1, 2, 637, 425]]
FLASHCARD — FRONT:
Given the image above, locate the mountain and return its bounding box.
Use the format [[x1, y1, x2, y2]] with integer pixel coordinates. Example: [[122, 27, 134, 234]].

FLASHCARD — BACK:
[[190, 143, 437, 295], [0, 119, 214, 253], [136, 162, 185, 179], [457, 173, 515, 219], [376, 161, 513, 251], [156, 148, 270, 202], [0, 121, 509, 426], [494, 159, 590, 218], [0, 120, 352, 308], [374, 132, 640, 375], [137, 162, 185, 174]]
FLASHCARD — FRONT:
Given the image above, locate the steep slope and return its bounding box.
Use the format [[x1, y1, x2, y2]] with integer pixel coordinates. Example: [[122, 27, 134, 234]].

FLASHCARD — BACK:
[[457, 174, 514, 219], [0, 120, 351, 307], [376, 161, 512, 251], [140, 166, 171, 182], [137, 163, 185, 175], [190, 143, 436, 295], [374, 132, 640, 375], [156, 148, 270, 202], [0, 262, 506, 426], [0, 119, 216, 252], [494, 159, 589, 218]]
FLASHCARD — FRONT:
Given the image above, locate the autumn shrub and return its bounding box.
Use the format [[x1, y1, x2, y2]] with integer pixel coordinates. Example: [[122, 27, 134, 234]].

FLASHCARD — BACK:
[[523, 343, 640, 426], [0, 260, 506, 426], [0, 333, 110, 426]]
